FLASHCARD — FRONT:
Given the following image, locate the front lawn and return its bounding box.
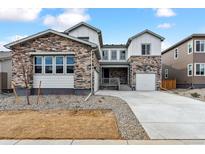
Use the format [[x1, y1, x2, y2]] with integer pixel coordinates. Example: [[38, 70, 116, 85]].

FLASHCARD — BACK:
[[0, 109, 121, 139], [0, 95, 149, 140]]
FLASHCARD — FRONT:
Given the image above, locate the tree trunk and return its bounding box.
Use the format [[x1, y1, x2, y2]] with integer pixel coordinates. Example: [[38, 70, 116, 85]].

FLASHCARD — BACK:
[[26, 88, 30, 105]]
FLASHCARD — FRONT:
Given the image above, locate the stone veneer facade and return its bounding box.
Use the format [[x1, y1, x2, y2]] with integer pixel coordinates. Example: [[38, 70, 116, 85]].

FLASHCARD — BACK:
[[128, 56, 161, 89], [11, 33, 100, 92]]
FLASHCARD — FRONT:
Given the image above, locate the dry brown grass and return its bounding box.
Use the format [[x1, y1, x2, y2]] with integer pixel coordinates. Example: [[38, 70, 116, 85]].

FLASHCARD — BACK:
[[0, 109, 121, 139]]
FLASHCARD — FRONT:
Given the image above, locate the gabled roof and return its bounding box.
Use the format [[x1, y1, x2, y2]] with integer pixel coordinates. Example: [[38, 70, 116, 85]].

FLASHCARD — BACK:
[[64, 22, 103, 47], [162, 34, 205, 54], [126, 29, 165, 47], [4, 29, 98, 49], [0, 51, 11, 61]]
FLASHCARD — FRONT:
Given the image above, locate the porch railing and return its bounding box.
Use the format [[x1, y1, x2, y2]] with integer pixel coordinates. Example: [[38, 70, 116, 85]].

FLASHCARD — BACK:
[[101, 78, 120, 90]]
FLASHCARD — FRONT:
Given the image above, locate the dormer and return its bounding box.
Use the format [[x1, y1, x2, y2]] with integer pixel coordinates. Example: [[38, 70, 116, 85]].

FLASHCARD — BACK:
[[64, 22, 103, 47], [126, 29, 165, 58]]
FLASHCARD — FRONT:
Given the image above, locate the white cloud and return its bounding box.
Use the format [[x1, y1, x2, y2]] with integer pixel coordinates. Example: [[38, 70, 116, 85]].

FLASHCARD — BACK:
[[8, 35, 28, 42], [155, 8, 176, 17], [157, 23, 175, 29], [0, 41, 9, 51], [43, 8, 90, 31], [0, 35, 28, 51], [0, 8, 41, 21]]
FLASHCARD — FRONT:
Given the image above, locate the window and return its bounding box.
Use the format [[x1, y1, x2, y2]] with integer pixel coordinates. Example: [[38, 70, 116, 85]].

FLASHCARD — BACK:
[[77, 37, 89, 41], [187, 64, 193, 76], [195, 40, 205, 52], [56, 56, 64, 74], [174, 48, 178, 59], [195, 63, 205, 76], [141, 44, 151, 55], [66, 56, 74, 73], [111, 50, 117, 60], [34, 56, 42, 73], [45, 56, 53, 74], [120, 50, 126, 60], [102, 50, 108, 60], [188, 42, 193, 54], [165, 69, 168, 79]]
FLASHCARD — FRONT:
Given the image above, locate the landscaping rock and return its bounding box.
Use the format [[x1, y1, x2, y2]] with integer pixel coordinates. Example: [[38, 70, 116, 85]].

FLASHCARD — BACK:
[[0, 94, 149, 140]]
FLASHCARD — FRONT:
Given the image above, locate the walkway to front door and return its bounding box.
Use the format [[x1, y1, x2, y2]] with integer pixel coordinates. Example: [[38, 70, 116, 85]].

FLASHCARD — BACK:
[[96, 90, 205, 139]]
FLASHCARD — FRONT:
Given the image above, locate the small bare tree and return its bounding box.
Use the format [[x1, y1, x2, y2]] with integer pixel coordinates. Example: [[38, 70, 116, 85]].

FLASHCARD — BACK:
[[21, 60, 32, 105]]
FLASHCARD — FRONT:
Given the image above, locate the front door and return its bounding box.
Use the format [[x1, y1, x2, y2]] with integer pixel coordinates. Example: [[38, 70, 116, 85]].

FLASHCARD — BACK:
[[103, 68, 109, 78]]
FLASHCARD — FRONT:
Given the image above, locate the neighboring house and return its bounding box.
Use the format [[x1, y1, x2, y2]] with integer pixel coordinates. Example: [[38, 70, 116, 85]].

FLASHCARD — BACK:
[[4, 22, 164, 95], [162, 34, 205, 88], [0, 51, 12, 93]]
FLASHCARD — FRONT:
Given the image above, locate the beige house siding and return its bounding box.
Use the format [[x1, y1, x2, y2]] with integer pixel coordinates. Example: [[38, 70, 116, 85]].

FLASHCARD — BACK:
[[192, 37, 205, 85], [162, 39, 194, 86]]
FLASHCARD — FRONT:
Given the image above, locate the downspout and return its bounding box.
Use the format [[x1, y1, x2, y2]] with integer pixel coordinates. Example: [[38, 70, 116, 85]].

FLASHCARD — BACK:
[[84, 47, 98, 101]]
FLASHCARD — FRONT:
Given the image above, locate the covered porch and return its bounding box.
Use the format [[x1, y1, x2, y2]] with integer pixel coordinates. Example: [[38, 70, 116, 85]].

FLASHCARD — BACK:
[[100, 65, 130, 90]]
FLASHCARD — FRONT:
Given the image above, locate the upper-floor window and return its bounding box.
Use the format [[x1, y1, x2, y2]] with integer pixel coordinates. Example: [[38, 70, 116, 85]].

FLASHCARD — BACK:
[[195, 63, 205, 76], [187, 64, 193, 76], [111, 50, 117, 60], [77, 37, 89, 41], [141, 44, 151, 55], [195, 40, 205, 52], [165, 69, 168, 79], [45, 56, 53, 74], [120, 50, 126, 60], [56, 56, 64, 74], [34, 56, 42, 74], [102, 50, 108, 60], [188, 42, 193, 54], [174, 48, 178, 59]]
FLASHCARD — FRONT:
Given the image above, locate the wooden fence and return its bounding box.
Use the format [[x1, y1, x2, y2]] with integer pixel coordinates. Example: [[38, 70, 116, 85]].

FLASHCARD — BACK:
[[161, 79, 176, 90]]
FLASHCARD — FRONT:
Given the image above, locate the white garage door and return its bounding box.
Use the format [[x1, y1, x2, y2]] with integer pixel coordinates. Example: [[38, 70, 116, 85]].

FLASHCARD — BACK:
[[136, 73, 156, 91], [94, 70, 99, 92], [33, 75, 74, 88]]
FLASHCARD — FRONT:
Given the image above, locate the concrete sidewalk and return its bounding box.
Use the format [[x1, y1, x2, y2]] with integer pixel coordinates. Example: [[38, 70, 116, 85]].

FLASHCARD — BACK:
[[1, 140, 205, 145]]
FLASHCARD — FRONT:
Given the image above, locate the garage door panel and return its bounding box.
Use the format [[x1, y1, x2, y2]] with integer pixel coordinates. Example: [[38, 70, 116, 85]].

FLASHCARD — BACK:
[[136, 73, 156, 91], [33, 75, 74, 88]]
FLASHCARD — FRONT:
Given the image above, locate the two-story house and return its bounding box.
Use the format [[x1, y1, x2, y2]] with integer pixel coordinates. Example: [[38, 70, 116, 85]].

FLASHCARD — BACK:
[[4, 22, 164, 95], [162, 34, 205, 88]]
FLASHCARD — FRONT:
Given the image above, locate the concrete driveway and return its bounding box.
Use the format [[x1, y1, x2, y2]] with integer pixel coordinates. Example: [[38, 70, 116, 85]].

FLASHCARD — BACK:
[[96, 90, 205, 139]]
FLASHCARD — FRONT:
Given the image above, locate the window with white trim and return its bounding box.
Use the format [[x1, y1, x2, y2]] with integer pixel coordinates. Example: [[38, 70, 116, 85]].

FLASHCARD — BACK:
[[187, 64, 193, 76], [34, 56, 42, 74], [141, 44, 151, 55], [195, 63, 205, 76], [45, 56, 53, 74], [111, 50, 117, 60], [102, 50, 108, 60], [174, 48, 178, 59], [66, 56, 74, 73], [188, 42, 193, 54], [55, 56, 64, 74], [120, 50, 126, 60], [195, 40, 205, 52], [165, 69, 168, 79]]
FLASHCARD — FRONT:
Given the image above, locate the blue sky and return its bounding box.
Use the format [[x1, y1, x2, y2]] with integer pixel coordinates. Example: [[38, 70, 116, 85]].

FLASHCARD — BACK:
[[0, 8, 205, 50]]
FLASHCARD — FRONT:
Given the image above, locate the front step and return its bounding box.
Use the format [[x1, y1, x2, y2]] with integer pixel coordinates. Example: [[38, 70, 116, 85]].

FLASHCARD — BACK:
[[119, 85, 132, 91]]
